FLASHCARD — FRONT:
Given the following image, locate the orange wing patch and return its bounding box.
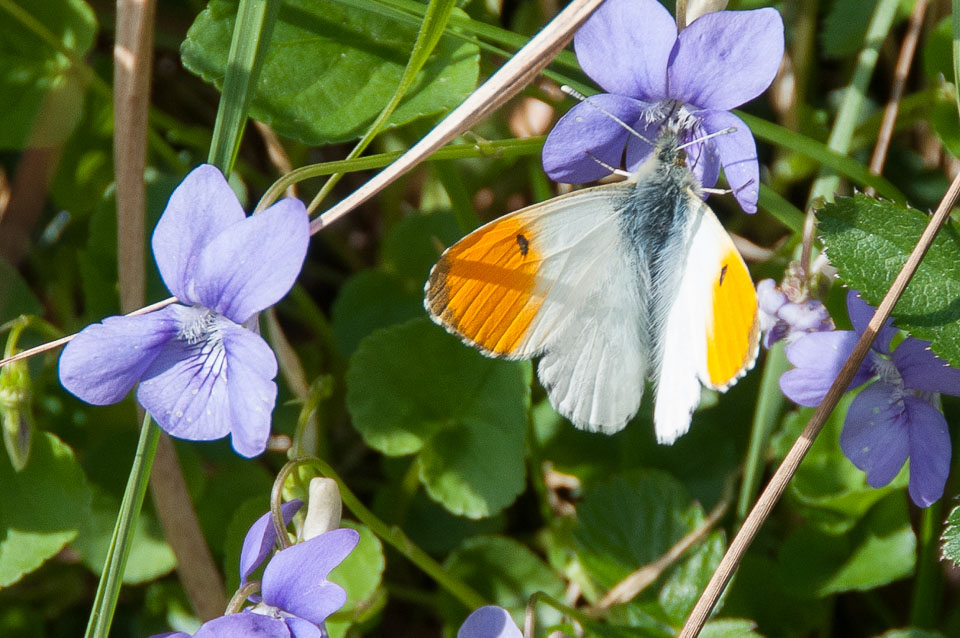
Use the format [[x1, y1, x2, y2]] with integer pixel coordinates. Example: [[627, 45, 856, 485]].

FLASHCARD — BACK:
[[425, 215, 544, 356], [705, 248, 759, 389]]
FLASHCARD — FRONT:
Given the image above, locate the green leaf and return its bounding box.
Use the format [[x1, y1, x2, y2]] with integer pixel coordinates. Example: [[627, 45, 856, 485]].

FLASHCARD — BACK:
[[657, 531, 725, 626], [326, 522, 385, 638], [821, 0, 884, 58], [929, 91, 960, 159], [222, 496, 271, 593], [573, 470, 723, 623], [346, 319, 529, 517], [0, 258, 42, 323], [922, 16, 953, 81], [941, 504, 960, 564], [207, 0, 280, 172], [442, 535, 565, 629], [699, 619, 763, 638], [777, 492, 915, 597], [381, 211, 462, 283], [182, 0, 480, 145], [331, 270, 423, 357], [195, 454, 273, 558], [723, 553, 827, 637], [71, 487, 176, 584], [0, 431, 92, 586], [874, 630, 947, 638], [771, 394, 906, 534], [0, 0, 97, 148], [818, 194, 960, 367]]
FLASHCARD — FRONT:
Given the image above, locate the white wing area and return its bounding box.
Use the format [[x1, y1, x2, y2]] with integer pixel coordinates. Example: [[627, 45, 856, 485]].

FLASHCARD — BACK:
[[652, 197, 721, 444], [510, 184, 650, 433]]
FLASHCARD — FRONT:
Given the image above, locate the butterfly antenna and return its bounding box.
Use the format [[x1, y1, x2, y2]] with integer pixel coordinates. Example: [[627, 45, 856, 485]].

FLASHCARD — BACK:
[[585, 150, 631, 178], [561, 85, 653, 145], [677, 126, 736, 151]]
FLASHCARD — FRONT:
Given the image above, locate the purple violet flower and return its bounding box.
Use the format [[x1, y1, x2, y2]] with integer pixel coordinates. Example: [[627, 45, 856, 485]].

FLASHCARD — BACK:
[[240, 500, 304, 586], [152, 515, 358, 638], [458, 606, 522, 638], [542, 0, 783, 213], [780, 291, 960, 507], [757, 278, 833, 348], [58, 165, 309, 457]]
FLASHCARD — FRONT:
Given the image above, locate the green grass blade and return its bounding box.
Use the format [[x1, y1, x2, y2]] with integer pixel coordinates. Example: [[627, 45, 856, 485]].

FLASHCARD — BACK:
[[207, 0, 281, 173]]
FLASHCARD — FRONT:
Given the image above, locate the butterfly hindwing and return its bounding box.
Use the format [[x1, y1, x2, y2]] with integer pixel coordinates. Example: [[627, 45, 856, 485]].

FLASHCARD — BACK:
[[653, 196, 759, 444]]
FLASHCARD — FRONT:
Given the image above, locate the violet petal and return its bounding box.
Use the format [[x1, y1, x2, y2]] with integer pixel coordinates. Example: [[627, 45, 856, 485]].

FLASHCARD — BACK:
[[137, 309, 233, 443], [262, 528, 360, 625], [221, 323, 279, 457], [840, 382, 909, 489], [573, 0, 675, 99], [846, 291, 897, 353], [780, 331, 871, 406], [892, 337, 960, 396], [543, 96, 646, 183], [59, 308, 181, 405], [151, 165, 246, 303], [284, 617, 325, 638], [458, 606, 522, 638], [757, 279, 786, 316], [903, 395, 951, 507], [239, 500, 304, 584], [193, 198, 309, 325], [192, 613, 290, 638], [668, 8, 784, 110], [699, 109, 759, 212], [623, 116, 666, 174], [903, 395, 950, 507]]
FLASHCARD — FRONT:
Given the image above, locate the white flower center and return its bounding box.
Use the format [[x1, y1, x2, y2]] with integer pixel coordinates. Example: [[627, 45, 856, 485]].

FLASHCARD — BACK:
[[179, 307, 220, 344]]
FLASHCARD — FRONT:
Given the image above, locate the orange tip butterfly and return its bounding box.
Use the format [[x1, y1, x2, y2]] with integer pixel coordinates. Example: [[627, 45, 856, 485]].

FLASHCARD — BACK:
[[424, 125, 760, 444]]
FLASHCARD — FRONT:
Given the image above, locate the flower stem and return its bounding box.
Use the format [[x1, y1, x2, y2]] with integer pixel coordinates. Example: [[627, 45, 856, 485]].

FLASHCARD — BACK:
[[84, 413, 161, 638], [910, 500, 943, 628], [308, 457, 488, 610], [737, 342, 788, 522]]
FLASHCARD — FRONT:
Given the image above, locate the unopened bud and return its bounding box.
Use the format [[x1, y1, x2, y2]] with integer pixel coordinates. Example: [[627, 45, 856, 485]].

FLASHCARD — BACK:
[[302, 477, 342, 539], [1, 360, 33, 472], [684, 0, 728, 26]]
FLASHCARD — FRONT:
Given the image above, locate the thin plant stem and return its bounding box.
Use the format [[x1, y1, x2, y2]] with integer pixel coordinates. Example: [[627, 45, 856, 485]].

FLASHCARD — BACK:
[[306, 0, 457, 214], [865, 0, 929, 191], [910, 499, 944, 627], [736, 342, 788, 522], [678, 168, 960, 638], [84, 413, 162, 638], [306, 457, 488, 610], [0, 297, 178, 369]]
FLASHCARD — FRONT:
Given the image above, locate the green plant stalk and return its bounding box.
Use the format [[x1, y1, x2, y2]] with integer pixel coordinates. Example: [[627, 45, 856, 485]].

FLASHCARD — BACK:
[[257, 137, 544, 212], [807, 0, 900, 205], [910, 500, 944, 627], [736, 342, 789, 522], [308, 0, 457, 213], [207, 0, 281, 173], [84, 413, 162, 638], [308, 458, 487, 610]]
